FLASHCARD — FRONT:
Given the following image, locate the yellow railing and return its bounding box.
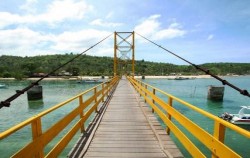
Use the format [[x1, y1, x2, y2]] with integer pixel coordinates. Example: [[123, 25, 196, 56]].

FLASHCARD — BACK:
[[0, 76, 119, 158], [127, 76, 250, 158]]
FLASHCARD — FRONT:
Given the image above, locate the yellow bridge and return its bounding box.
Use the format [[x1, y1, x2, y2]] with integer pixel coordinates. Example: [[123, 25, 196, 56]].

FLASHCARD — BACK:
[[1, 32, 250, 158], [1, 76, 250, 157]]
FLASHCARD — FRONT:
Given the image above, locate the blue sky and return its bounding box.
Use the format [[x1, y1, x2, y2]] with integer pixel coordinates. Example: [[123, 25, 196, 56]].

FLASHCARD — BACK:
[[0, 0, 249, 64]]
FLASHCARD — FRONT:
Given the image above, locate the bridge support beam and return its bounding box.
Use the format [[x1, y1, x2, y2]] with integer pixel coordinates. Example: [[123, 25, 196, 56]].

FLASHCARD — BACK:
[[114, 31, 135, 77]]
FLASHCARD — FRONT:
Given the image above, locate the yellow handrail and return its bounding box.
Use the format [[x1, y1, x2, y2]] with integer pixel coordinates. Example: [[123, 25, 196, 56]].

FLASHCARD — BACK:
[[0, 76, 119, 158], [127, 76, 250, 158], [143, 81, 250, 138]]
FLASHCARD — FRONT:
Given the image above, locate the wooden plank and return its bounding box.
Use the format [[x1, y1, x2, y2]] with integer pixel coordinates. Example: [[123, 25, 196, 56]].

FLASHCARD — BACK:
[[93, 137, 156, 141], [84, 152, 166, 158], [97, 126, 152, 130], [94, 134, 155, 138], [99, 122, 149, 125], [96, 129, 154, 133], [90, 140, 160, 145], [80, 78, 170, 158], [95, 131, 154, 135], [87, 147, 163, 153], [90, 143, 160, 148]]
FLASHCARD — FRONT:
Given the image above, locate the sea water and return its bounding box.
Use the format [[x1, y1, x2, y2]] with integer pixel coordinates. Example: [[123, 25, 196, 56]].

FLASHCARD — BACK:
[[0, 76, 249, 157], [142, 76, 250, 157], [0, 79, 98, 157]]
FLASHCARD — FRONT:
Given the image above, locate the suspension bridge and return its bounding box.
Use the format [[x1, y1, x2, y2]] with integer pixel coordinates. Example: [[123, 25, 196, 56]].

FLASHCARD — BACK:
[[0, 32, 250, 158]]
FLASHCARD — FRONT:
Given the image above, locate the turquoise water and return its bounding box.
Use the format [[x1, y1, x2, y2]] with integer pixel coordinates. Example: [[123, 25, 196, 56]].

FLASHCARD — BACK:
[[0, 79, 99, 157], [142, 76, 250, 157], [0, 76, 249, 157]]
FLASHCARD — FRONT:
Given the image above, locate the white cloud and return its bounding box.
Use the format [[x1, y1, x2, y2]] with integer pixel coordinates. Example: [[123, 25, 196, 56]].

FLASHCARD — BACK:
[[90, 19, 123, 27], [207, 34, 214, 40], [0, 0, 93, 28], [169, 22, 182, 29], [0, 12, 22, 29], [20, 0, 38, 14], [39, 0, 92, 24], [0, 27, 54, 56], [134, 14, 186, 40], [0, 28, 113, 56], [0, 28, 51, 47], [51, 29, 112, 52], [154, 26, 186, 40], [134, 14, 161, 37], [105, 12, 113, 19]]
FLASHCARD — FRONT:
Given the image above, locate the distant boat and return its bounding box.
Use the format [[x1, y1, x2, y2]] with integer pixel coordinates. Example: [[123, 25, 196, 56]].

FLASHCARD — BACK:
[[174, 76, 190, 80], [0, 84, 6, 88], [77, 78, 105, 84], [168, 76, 196, 80]]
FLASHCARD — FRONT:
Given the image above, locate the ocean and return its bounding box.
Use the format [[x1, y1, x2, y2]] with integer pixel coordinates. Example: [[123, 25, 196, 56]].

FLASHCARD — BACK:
[[142, 76, 250, 157], [0, 76, 249, 157]]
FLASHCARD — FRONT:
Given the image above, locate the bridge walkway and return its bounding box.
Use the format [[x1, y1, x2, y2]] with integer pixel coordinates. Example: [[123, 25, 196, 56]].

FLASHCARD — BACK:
[[78, 77, 182, 158]]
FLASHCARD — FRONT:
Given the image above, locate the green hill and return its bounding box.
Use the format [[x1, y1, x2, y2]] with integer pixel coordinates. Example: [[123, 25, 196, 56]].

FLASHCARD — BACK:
[[0, 54, 249, 79]]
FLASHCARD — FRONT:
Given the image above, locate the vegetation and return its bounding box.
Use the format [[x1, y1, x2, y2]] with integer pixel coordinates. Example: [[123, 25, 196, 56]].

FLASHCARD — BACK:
[[0, 54, 249, 79]]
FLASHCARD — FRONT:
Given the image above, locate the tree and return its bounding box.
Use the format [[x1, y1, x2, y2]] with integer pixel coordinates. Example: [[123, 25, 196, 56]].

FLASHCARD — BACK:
[[3, 71, 12, 78], [72, 67, 79, 76], [0, 55, 250, 77]]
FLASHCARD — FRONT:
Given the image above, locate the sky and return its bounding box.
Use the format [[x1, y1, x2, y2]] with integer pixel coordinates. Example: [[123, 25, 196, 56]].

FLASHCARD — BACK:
[[0, 0, 250, 65]]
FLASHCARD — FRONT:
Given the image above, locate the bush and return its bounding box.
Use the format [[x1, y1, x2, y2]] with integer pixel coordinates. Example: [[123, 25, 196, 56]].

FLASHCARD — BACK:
[[13, 73, 26, 80], [3, 72, 12, 78]]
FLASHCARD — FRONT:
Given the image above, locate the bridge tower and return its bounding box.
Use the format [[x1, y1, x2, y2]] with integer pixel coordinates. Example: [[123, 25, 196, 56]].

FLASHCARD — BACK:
[[114, 31, 135, 77]]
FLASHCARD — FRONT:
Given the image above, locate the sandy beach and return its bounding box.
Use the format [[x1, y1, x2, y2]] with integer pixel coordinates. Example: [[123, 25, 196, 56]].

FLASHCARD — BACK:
[[134, 75, 212, 79], [0, 76, 107, 81], [0, 75, 242, 81]]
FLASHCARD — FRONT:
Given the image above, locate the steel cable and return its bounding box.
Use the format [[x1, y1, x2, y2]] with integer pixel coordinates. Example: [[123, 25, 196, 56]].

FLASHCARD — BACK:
[[136, 32, 250, 98], [0, 33, 113, 109]]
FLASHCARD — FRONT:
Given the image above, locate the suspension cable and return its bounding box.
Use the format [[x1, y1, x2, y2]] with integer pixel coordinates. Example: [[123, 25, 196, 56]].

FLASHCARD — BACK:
[[136, 32, 250, 98], [0, 33, 113, 109]]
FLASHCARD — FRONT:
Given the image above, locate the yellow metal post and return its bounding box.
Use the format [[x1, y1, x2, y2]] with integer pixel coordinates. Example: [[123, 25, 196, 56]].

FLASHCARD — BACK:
[[107, 81, 110, 94], [132, 31, 135, 77], [166, 97, 173, 135], [114, 32, 117, 76], [94, 87, 97, 112], [212, 121, 226, 158], [152, 88, 155, 113], [31, 118, 44, 158], [79, 95, 85, 133], [213, 121, 226, 142], [102, 84, 104, 102], [140, 82, 143, 97]]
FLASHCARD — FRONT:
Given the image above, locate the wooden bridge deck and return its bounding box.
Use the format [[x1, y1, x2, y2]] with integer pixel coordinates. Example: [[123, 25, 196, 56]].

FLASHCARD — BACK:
[[73, 77, 183, 158]]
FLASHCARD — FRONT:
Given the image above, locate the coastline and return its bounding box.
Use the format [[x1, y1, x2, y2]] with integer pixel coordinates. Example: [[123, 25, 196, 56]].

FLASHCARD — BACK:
[[134, 75, 212, 79], [0, 75, 245, 81]]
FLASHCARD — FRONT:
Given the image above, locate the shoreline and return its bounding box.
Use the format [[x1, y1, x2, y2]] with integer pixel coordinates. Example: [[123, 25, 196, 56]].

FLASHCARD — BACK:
[[134, 75, 212, 79], [0, 75, 246, 81]]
